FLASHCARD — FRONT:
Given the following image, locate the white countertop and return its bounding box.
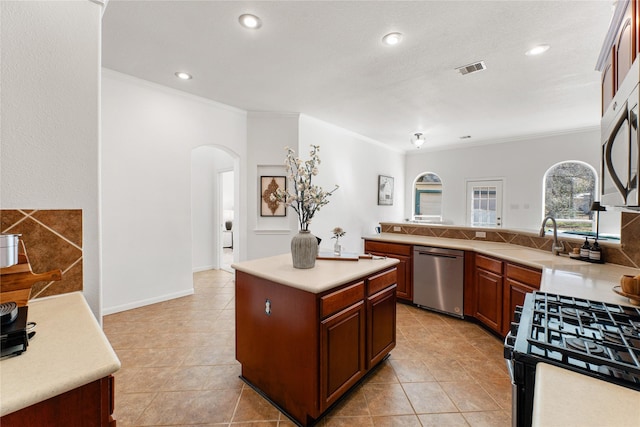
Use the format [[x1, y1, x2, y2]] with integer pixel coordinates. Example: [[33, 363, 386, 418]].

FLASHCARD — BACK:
[[0, 292, 121, 417], [365, 233, 640, 306], [232, 253, 399, 293], [532, 363, 640, 427]]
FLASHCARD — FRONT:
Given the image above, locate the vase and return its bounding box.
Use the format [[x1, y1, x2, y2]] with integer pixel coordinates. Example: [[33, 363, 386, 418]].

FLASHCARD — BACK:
[[291, 230, 318, 269], [333, 240, 341, 256]]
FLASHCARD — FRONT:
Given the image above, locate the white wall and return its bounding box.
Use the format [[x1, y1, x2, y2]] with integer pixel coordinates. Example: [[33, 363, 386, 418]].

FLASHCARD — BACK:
[[404, 129, 616, 232], [191, 146, 234, 272], [101, 70, 246, 314], [0, 1, 103, 316], [299, 115, 405, 253], [246, 113, 301, 260]]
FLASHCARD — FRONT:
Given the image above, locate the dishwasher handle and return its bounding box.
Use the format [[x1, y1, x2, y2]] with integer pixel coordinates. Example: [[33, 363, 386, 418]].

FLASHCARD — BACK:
[[415, 251, 461, 260]]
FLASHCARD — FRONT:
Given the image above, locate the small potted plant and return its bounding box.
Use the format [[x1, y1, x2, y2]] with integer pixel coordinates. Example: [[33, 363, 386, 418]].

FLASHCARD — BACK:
[[331, 227, 346, 256]]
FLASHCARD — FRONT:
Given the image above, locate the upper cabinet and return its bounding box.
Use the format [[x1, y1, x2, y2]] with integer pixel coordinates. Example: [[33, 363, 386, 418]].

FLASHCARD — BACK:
[[598, 0, 638, 115]]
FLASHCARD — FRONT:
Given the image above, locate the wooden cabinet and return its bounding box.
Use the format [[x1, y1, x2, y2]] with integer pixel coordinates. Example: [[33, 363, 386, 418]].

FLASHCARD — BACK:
[[1, 375, 116, 427], [616, 0, 636, 90], [600, 0, 638, 114], [502, 263, 542, 337], [602, 49, 615, 115], [236, 266, 397, 426], [474, 254, 504, 335], [320, 300, 366, 409], [364, 240, 412, 301], [473, 254, 542, 338]]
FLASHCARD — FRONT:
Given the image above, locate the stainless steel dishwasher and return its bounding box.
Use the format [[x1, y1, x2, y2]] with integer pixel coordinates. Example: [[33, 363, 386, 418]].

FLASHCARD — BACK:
[[413, 246, 464, 318]]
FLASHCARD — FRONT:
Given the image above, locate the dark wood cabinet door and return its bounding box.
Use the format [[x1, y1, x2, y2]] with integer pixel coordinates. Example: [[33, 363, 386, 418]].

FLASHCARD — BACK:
[[616, 2, 635, 89], [601, 51, 614, 115], [367, 285, 396, 368], [474, 268, 503, 334], [320, 301, 366, 411], [364, 241, 412, 302], [502, 278, 536, 337]]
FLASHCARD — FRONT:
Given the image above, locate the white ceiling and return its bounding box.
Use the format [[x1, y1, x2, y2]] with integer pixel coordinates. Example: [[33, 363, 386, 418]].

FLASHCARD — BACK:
[[101, 0, 614, 152]]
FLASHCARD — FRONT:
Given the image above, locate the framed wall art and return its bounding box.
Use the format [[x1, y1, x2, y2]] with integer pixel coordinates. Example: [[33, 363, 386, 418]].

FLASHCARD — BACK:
[[260, 176, 287, 216], [378, 175, 394, 206]]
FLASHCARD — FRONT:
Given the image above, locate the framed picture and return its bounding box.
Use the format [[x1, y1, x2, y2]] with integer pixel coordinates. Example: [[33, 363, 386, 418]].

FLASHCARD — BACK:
[[260, 176, 287, 216], [378, 175, 394, 206]]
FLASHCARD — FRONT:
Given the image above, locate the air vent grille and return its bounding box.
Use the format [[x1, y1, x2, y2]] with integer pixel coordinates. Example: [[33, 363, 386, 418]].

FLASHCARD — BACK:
[[456, 61, 487, 75]]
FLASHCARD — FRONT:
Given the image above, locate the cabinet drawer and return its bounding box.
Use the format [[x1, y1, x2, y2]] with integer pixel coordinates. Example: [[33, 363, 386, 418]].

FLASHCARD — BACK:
[[364, 241, 412, 256], [321, 282, 365, 318], [367, 268, 397, 295], [476, 254, 503, 274], [506, 263, 541, 289]]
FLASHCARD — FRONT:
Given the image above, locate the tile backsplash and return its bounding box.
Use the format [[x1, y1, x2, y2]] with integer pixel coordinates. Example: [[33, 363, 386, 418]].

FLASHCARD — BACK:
[[1, 209, 83, 299], [381, 212, 640, 269]]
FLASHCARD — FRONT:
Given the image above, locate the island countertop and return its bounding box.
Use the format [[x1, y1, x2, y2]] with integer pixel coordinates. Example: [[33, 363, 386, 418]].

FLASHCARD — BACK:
[[0, 292, 121, 417], [364, 233, 640, 306], [232, 253, 399, 293]]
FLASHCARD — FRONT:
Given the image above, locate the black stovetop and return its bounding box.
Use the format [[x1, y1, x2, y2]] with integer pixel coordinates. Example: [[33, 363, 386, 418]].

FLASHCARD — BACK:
[[512, 292, 640, 390]]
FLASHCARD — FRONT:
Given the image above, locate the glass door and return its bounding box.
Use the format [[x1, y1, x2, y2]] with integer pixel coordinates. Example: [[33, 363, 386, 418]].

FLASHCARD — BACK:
[[466, 180, 503, 227]]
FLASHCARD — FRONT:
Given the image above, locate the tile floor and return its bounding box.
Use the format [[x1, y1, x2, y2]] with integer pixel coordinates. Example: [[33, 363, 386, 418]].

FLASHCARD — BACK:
[[103, 269, 512, 427]]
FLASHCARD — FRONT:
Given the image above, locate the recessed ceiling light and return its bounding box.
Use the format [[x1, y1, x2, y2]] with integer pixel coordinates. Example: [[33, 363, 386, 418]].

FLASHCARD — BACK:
[[239, 14, 262, 29], [460, 135, 472, 139], [382, 32, 403, 46], [174, 72, 192, 80], [525, 44, 550, 56]]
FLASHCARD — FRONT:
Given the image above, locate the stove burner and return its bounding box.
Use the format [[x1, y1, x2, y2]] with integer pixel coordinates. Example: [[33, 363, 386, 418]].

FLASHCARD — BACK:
[[560, 307, 592, 325], [0, 302, 18, 325], [566, 338, 606, 355], [602, 331, 623, 345]]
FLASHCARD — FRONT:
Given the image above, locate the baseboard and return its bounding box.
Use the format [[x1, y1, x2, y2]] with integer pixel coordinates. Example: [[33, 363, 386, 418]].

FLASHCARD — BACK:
[[193, 264, 216, 273], [102, 288, 194, 315]]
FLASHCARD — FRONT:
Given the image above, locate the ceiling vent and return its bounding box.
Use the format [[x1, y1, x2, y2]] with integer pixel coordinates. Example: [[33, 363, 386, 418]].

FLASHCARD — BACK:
[[455, 61, 487, 76]]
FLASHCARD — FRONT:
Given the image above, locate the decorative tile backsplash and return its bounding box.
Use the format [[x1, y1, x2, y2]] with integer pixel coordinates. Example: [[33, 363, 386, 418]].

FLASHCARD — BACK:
[[381, 212, 640, 269], [1, 209, 83, 299]]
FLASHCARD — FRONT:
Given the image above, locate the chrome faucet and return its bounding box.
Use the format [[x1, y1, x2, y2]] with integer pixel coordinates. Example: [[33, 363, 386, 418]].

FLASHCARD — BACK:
[[539, 216, 564, 256]]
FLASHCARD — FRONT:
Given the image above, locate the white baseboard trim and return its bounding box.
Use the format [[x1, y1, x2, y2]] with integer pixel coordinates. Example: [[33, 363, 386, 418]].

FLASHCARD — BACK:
[[102, 288, 194, 315], [193, 265, 216, 273]]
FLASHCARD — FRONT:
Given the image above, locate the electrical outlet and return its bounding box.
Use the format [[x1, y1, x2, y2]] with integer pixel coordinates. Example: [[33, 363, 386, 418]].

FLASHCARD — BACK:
[[475, 231, 486, 238], [393, 226, 401, 231]]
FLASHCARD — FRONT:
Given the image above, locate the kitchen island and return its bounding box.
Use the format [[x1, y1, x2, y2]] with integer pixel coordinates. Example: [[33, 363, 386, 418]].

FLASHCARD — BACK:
[[232, 253, 399, 426], [0, 292, 121, 426]]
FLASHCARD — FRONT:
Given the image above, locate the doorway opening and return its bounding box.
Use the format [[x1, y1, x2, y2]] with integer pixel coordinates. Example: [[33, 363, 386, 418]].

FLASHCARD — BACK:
[[220, 169, 234, 272]]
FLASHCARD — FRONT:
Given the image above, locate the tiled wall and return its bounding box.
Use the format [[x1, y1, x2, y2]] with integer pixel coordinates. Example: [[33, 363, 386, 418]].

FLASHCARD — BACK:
[[1, 209, 83, 299], [381, 211, 640, 269]]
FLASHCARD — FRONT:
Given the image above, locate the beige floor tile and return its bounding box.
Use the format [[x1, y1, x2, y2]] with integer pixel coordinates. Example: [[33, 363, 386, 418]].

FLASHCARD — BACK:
[[439, 381, 501, 412], [371, 414, 422, 426], [106, 270, 513, 427], [362, 383, 415, 416], [136, 389, 240, 425], [462, 410, 512, 427], [232, 386, 282, 423], [389, 358, 436, 383], [401, 381, 458, 414], [418, 412, 470, 426]]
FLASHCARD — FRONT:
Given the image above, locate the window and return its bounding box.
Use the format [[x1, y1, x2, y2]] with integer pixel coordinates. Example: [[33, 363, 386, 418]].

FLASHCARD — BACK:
[[543, 161, 596, 232], [414, 173, 442, 221]]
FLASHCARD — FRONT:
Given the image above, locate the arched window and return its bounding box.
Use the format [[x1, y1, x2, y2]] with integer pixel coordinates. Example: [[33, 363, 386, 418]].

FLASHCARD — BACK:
[[414, 172, 442, 221], [543, 161, 597, 232]]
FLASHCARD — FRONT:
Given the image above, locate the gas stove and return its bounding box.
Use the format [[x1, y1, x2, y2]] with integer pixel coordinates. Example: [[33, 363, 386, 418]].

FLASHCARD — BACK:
[[504, 292, 640, 427], [0, 302, 30, 358]]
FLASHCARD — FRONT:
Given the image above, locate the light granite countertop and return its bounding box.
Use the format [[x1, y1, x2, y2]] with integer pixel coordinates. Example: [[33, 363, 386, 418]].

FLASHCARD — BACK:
[[364, 233, 640, 306], [232, 253, 400, 293], [0, 292, 121, 417], [532, 363, 640, 427]]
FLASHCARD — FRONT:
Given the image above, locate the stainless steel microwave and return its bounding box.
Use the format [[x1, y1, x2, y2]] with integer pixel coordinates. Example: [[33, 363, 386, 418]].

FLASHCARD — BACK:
[[601, 63, 640, 208]]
